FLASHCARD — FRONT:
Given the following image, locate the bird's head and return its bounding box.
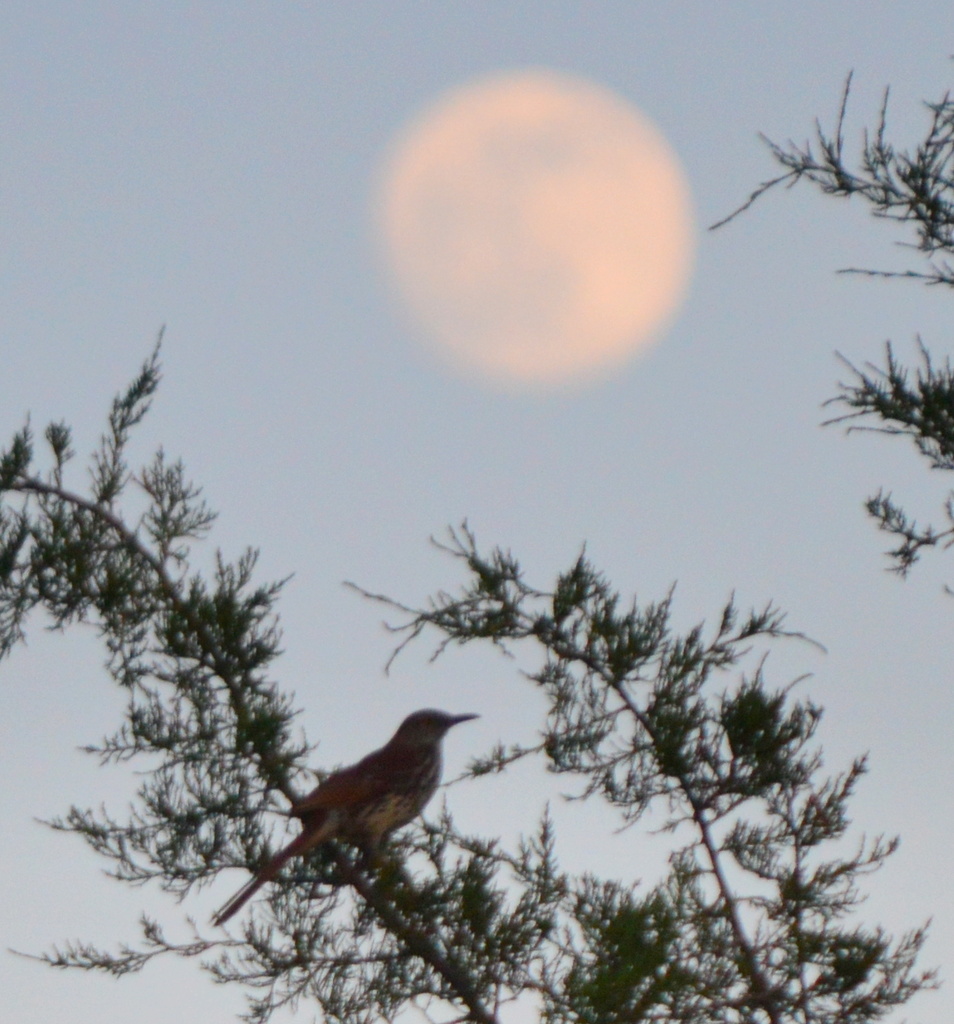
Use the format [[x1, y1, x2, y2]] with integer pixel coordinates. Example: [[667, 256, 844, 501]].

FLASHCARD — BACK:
[[393, 709, 479, 746]]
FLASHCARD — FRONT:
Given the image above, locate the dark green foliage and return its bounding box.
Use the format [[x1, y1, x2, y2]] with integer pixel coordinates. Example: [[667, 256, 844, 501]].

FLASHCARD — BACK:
[[719, 73, 954, 581], [0, 349, 936, 1024], [353, 524, 934, 1024], [714, 73, 954, 284], [827, 341, 954, 574]]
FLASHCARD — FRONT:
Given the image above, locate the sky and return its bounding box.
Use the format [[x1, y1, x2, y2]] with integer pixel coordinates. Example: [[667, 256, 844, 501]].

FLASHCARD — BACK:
[[2, 4, 953, 1022]]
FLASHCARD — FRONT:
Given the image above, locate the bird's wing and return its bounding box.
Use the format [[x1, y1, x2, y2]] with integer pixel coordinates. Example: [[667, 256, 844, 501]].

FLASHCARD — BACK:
[[290, 747, 398, 816]]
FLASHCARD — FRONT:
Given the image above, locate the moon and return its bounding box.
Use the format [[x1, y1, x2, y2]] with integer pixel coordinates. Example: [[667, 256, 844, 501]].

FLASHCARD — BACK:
[[374, 69, 694, 389]]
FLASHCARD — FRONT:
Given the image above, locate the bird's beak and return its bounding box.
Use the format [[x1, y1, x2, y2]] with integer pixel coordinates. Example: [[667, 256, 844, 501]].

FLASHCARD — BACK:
[[450, 713, 480, 726]]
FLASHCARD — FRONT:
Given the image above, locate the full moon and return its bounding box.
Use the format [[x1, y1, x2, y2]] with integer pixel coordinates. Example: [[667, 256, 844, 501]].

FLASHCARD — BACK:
[[375, 69, 694, 388]]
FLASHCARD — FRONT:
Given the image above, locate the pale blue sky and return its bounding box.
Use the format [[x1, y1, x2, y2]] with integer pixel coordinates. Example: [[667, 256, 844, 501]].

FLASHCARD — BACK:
[[2, 5, 953, 1022]]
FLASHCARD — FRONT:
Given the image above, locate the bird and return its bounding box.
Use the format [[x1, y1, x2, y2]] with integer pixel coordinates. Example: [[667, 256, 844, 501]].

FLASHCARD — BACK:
[[212, 708, 478, 926]]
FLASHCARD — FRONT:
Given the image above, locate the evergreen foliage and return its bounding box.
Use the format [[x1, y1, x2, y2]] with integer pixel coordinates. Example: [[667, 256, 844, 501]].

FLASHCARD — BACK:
[[0, 349, 934, 1022], [719, 73, 954, 578]]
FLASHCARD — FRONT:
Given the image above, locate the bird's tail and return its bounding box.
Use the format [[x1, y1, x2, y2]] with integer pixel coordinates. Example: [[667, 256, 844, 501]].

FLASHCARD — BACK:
[[212, 868, 274, 927], [211, 827, 326, 926]]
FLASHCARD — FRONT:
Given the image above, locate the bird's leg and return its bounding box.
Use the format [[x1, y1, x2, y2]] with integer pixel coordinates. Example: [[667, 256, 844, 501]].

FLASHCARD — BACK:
[[352, 839, 384, 874]]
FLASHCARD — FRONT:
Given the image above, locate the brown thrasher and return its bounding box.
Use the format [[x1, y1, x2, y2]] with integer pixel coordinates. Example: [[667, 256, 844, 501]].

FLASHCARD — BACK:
[[212, 708, 478, 925]]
